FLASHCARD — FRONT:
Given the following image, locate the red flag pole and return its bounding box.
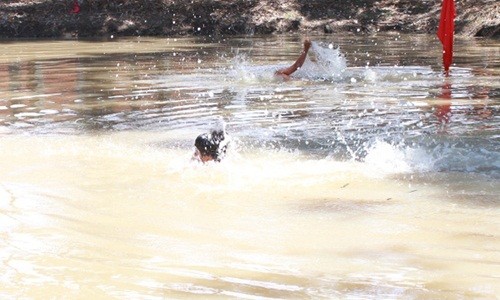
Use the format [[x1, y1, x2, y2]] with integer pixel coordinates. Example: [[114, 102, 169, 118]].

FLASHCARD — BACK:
[[437, 0, 455, 75]]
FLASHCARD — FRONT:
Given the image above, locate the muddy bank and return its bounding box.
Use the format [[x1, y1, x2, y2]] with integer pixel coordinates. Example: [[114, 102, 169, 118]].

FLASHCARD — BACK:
[[0, 0, 499, 38]]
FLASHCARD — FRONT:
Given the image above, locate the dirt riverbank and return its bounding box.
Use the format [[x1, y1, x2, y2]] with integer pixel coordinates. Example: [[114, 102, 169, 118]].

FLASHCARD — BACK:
[[0, 0, 499, 38]]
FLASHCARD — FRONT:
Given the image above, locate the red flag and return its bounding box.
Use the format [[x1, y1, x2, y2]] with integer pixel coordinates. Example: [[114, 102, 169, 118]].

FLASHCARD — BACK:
[[437, 0, 455, 73]]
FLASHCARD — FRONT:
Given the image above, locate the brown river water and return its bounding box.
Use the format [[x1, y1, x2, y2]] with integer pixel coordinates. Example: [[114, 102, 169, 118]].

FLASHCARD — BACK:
[[0, 34, 499, 298]]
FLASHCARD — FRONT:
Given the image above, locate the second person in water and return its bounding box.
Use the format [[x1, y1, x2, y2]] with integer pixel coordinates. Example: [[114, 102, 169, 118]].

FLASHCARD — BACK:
[[275, 38, 312, 80]]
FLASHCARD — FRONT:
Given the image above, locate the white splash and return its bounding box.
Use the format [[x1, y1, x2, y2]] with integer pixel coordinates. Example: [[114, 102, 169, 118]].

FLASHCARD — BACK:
[[364, 141, 438, 177], [228, 54, 275, 82], [212, 116, 226, 133], [364, 68, 378, 82], [295, 41, 347, 80], [229, 41, 347, 82], [364, 141, 412, 176]]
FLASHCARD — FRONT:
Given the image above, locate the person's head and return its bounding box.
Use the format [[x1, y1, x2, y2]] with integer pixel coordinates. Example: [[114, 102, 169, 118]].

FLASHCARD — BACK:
[[194, 130, 228, 163]]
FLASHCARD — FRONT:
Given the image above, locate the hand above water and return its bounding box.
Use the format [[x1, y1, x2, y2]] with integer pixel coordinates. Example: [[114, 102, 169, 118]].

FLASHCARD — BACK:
[[303, 38, 311, 51]]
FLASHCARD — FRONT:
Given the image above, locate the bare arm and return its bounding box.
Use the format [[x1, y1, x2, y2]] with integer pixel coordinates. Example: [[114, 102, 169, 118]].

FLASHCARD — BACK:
[[275, 38, 312, 77]]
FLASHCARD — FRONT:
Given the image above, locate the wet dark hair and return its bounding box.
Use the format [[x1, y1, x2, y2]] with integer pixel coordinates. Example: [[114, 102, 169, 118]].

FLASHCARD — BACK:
[[195, 130, 228, 162]]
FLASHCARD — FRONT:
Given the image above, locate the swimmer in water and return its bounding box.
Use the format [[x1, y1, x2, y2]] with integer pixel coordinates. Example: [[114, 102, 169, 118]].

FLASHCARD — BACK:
[[193, 39, 311, 162], [275, 38, 312, 80], [193, 127, 229, 163]]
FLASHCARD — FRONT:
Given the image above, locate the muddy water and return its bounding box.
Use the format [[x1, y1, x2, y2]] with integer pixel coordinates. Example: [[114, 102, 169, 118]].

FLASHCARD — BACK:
[[0, 35, 499, 298]]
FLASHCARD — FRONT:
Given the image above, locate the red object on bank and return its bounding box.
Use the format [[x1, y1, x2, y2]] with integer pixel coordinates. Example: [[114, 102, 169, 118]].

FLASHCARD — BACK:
[[71, 0, 81, 14], [437, 0, 455, 73]]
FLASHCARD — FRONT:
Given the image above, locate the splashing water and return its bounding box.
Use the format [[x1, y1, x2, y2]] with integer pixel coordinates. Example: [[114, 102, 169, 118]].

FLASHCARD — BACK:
[[364, 141, 412, 175], [228, 54, 276, 82], [0, 35, 499, 299], [295, 42, 347, 80], [228, 41, 347, 81], [363, 140, 438, 176]]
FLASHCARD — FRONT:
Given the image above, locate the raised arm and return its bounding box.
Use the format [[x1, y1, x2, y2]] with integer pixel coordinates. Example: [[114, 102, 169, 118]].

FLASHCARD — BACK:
[[275, 38, 312, 78]]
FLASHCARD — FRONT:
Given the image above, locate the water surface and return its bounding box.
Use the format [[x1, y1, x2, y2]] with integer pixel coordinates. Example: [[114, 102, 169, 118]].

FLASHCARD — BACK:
[[0, 34, 499, 298]]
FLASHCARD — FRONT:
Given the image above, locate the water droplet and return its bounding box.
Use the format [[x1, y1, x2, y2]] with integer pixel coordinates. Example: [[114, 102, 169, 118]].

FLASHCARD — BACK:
[[328, 43, 333, 49], [10, 104, 26, 109]]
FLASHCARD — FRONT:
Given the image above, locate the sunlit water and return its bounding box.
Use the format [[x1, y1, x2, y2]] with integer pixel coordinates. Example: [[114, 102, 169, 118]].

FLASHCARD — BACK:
[[0, 34, 499, 298]]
